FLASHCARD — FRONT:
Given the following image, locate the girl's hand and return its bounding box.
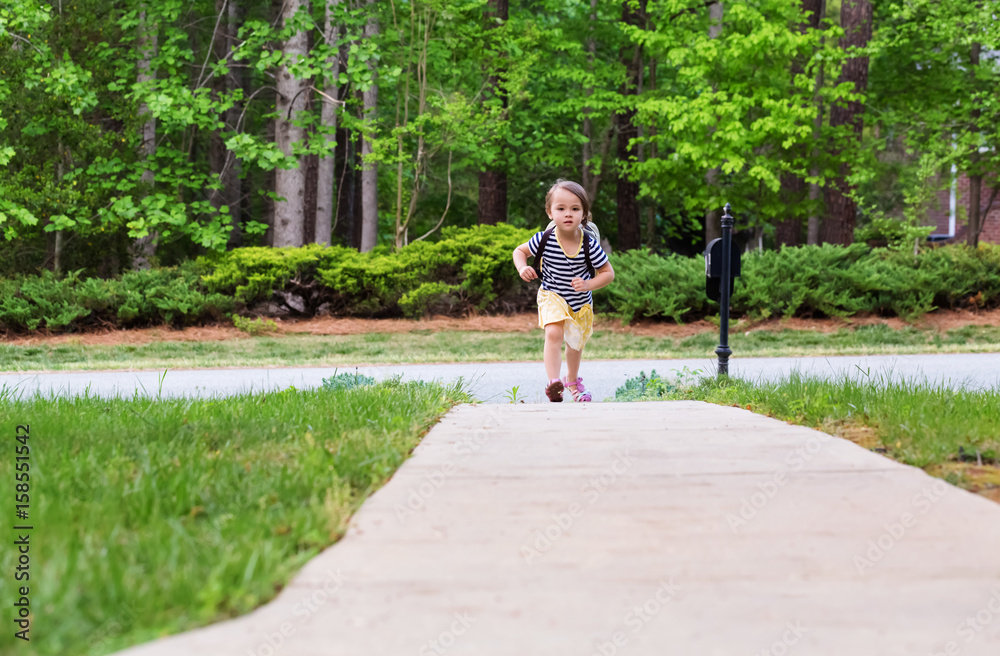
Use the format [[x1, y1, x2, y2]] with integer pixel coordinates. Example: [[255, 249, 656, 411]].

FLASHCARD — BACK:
[[518, 266, 538, 282], [571, 277, 589, 292]]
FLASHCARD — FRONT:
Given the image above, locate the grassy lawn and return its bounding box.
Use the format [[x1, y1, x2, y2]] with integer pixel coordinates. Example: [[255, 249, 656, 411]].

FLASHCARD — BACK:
[[3, 323, 1000, 372], [0, 379, 468, 656], [615, 371, 1000, 502]]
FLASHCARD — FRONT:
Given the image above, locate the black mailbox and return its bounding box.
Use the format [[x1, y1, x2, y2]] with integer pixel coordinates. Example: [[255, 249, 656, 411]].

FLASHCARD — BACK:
[[705, 238, 741, 302]]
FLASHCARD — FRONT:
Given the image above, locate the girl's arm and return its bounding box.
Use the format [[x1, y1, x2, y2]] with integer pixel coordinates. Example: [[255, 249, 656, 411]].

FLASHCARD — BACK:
[[572, 261, 615, 292], [512, 242, 538, 281]]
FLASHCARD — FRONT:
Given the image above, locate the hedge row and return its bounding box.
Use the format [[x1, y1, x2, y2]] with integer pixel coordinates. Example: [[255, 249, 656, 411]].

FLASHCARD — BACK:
[[607, 242, 1000, 322], [0, 264, 234, 332], [198, 224, 536, 317], [2, 225, 999, 333], [0, 225, 535, 333]]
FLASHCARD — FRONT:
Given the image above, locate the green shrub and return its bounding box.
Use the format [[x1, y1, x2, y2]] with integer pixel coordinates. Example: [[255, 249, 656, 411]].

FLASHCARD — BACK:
[[0, 271, 87, 331], [613, 368, 703, 401], [603, 250, 706, 322], [312, 224, 534, 316], [232, 315, 279, 335], [111, 264, 233, 326], [602, 242, 1000, 324], [321, 371, 377, 390], [0, 263, 233, 333], [728, 243, 1000, 320], [915, 244, 1000, 309], [2, 229, 998, 333], [733, 244, 873, 319], [398, 281, 460, 318], [0, 277, 37, 330], [199, 243, 349, 305], [0, 226, 537, 332], [9, 271, 91, 330], [196, 224, 535, 318]]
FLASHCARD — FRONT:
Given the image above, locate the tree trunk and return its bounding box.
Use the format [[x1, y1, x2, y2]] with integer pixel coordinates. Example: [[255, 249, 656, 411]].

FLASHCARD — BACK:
[[704, 1, 724, 246], [315, 0, 341, 246], [582, 0, 598, 197], [478, 171, 507, 226], [704, 172, 721, 245], [776, 0, 824, 248], [644, 58, 657, 249], [776, 174, 804, 247], [131, 6, 158, 269], [334, 121, 357, 247], [616, 0, 643, 251], [966, 42, 982, 248], [302, 27, 318, 244], [209, 0, 243, 249], [225, 0, 244, 249], [359, 2, 379, 252], [615, 110, 641, 251], [53, 139, 65, 274], [263, 115, 276, 246], [478, 0, 509, 225], [806, 0, 826, 245], [53, 230, 64, 274], [820, 0, 872, 246], [208, 0, 227, 212], [801, 0, 824, 34], [273, 0, 310, 248], [968, 174, 982, 246], [304, 152, 319, 244], [353, 119, 365, 249], [333, 33, 355, 247]]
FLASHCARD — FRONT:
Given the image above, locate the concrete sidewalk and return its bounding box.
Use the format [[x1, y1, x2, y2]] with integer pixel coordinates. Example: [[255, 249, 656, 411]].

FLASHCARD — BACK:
[[116, 402, 1000, 656]]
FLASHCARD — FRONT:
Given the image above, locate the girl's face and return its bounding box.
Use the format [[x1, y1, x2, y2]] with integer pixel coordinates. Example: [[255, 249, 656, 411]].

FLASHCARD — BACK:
[[547, 187, 585, 232]]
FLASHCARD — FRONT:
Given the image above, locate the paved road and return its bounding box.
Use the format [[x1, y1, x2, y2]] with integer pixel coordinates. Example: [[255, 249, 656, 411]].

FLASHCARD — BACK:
[[2, 353, 998, 402], [114, 402, 1000, 655]]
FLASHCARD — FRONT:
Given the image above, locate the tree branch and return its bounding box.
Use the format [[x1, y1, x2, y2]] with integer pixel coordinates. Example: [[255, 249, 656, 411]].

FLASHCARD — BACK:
[[195, 0, 229, 90], [975, 184, 999, 239], [309, 85, 346, 107], [413, 151, 452, 243], [9, 33, 46, 55]]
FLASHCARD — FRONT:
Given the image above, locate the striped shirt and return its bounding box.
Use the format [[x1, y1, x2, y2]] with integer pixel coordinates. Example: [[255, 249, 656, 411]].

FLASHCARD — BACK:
[[528, 229, 609, 311]]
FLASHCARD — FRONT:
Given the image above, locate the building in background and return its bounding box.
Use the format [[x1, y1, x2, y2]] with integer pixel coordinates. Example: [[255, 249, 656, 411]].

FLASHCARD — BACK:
[[926, 170, 999, 244]]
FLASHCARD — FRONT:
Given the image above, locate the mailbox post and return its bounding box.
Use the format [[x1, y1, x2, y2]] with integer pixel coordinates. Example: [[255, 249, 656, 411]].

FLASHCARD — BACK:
[[704, 203, 739, 377], [716, 203, 734, 376]]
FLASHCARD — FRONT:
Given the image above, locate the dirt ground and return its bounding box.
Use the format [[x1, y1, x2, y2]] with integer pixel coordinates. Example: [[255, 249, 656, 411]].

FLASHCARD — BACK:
[[6, 307, 1000, 347]]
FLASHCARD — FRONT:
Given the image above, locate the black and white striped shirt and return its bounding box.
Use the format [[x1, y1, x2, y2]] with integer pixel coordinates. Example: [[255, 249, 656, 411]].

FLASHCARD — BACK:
[[528, 229, 609, 311]]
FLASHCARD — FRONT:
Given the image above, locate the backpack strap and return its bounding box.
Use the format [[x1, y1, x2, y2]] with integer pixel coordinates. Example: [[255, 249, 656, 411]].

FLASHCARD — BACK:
[[583, 228, 595, 277], [533, 227, 555, 277]]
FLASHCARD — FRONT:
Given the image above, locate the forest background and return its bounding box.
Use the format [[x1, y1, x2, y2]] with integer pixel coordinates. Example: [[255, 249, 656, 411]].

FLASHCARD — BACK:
[[0, 0, 998, 278]]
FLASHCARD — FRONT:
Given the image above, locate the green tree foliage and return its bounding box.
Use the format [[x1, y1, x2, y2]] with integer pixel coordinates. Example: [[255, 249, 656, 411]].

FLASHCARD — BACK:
[[630, 0, 836, 238], [0, 0, 996, 277], [864, 0, 1000, 245], [0, 0, 376, 269]]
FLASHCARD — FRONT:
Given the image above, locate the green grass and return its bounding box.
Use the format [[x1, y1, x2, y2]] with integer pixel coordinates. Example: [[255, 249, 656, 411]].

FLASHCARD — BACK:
[[614, 370, 1000, 494], [3, 323, 1000, 372], [0, 379, 469, 655]]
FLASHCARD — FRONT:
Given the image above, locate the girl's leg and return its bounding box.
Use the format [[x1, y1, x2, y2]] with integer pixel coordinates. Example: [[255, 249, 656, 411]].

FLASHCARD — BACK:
[[563, 345, 592, 401], [543, 322, 564, 381], [565, 345, 582, 384]]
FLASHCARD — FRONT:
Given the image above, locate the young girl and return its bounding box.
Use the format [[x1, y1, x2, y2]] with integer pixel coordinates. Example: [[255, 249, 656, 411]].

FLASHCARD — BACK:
[[512, 180, 615, 402]]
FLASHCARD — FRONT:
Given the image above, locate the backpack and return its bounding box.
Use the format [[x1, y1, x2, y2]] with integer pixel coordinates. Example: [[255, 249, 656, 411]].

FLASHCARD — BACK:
[[533, 221, 600, 279]]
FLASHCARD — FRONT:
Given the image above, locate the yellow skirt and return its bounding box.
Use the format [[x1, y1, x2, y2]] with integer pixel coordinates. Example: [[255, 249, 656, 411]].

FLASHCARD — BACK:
[[537, 288, 594, 351]]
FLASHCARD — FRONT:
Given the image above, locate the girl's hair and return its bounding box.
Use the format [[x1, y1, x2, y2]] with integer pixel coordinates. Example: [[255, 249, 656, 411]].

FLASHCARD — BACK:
[[545, 179, 592, 225]]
